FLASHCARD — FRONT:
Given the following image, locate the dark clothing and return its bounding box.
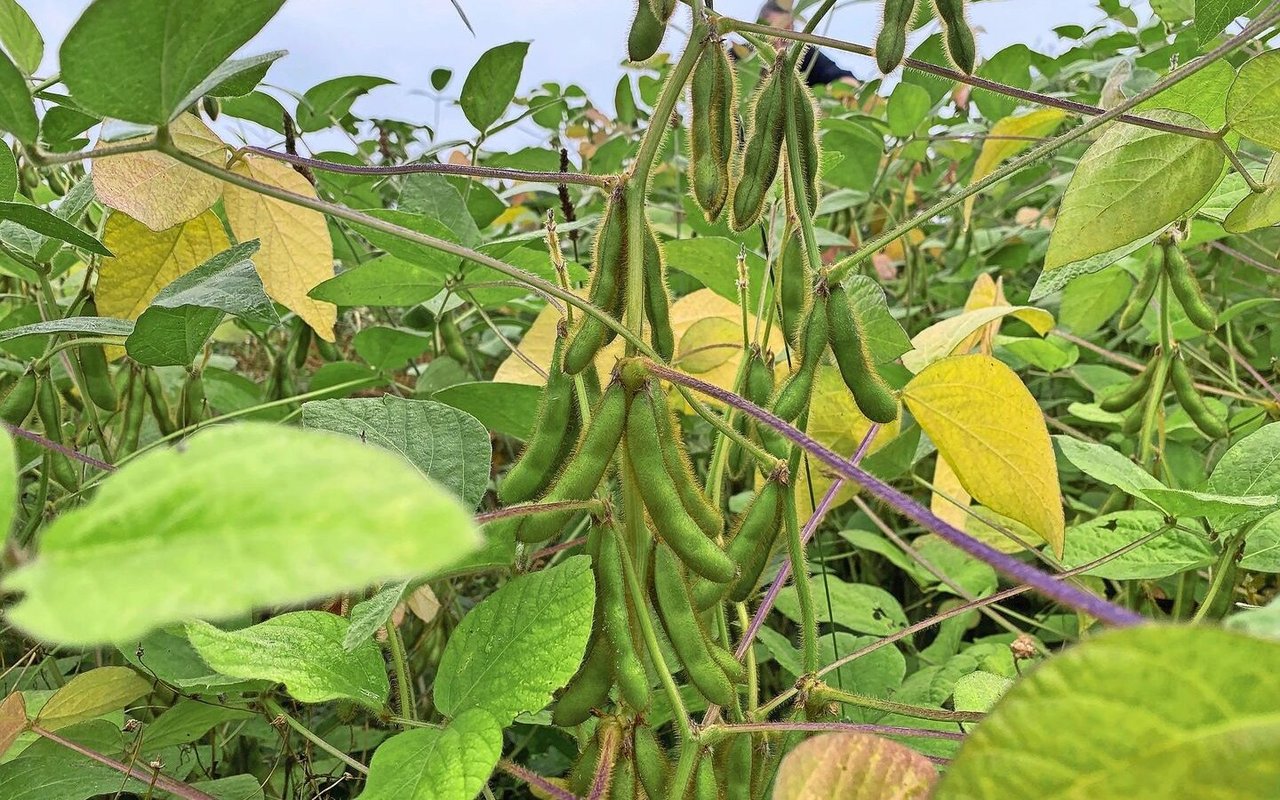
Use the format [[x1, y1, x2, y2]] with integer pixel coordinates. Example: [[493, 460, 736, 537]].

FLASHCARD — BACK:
[[798, 45, 855, 87]]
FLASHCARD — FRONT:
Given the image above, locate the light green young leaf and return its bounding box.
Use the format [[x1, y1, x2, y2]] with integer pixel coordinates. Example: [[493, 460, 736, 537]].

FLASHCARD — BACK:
[[358, 708, 502, 800], [34, 667, 150, 732], [460, 42, 529, 132], [4, 424, 482, 645], [952, 671, 1012, 714], [844, 275, 914, 363], [0, 202, 110, 256], [297, 75, 393, 132], [343, 580, 409, 652], [776, 576, 909, 636], [1196, 0, 1262, 45], [0, 143, 14, 201], [1227, 50, 1280, 150], [937, 626, 1280, 799], [435, 556, 594, 725], [0, 0, 43, 75], [301, 396, 491, 510], [1061, 510, 1215, 579], [1044, 110, 1223, 272], [1224, 158, 1280, 232], [187, 612, 390, 709], [310, 255, 447, 307], [1135, 57, 1236, 132], [60, 0, 286, 124], [0, 49, 33, 143]]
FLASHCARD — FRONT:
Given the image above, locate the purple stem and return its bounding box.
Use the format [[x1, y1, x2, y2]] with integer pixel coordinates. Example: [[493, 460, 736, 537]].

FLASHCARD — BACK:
[[499, 760, 581, 800], [645, 361, 1144, 627], [4, 423, 115, 472], [718, 721, 965, 741], [736, 425, 880, 659]]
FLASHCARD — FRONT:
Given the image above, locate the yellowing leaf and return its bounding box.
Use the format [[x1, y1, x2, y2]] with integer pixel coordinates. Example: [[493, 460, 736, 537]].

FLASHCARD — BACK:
[[677, 316, 741, 374], [902, 354, 1065, 555], [492, 298, 618, 387], [98, 210, 230, 358], [965, 109, 1067, 226], [34, 666, 150, 731], [931, 455, 972, 532], [671, 289, 785, 406], [0, 692, 26, 756], [955, 273, 1007, 354], [773, 732, 937, 800], [223, 156, 337, 341], [903, 305, 1053, 374], [795, 365, 899, 520], [92, 114, 226, 232]]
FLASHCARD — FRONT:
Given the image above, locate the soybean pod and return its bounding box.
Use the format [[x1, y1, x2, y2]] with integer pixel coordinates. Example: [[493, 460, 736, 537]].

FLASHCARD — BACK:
[[731, 52, 789, 231], [778, 226, 810, 344], [876, 0, 917, 73], [1118, 246, 1161, 330], [642, 221, 676, 361], [118, 367, 145, 456], [689, 35, 737, 222], [723, 733, 755, 800], [772, 282, 829, 423], [36, 374, 77, 489], [565, 188, 629, 375], [725, 477, 786, 602], [628, 0, 666, 63], [633, 724, 669, 800], [627, 388, 736, 583], [598, 527, 650, 711], [1170, 351, 1228, 438], [500, 328, 577, 504], [1099, 354, 1158, 414], [648, 381, 724, 538], [0, 371, 37, 426], [788, 71, 821, 215], [77, 299, 117, 412], [932, 0, 976, 73], [1163, 240, 1218, 332], [144, 369, 176, 436], [826, 283, 899, 424], [651, 543, 737, 707], [553, 625, 615, 727]]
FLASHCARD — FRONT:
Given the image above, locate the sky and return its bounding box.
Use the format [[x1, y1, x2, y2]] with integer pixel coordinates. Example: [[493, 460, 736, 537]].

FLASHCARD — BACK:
[[22, 1, 1148, 152]]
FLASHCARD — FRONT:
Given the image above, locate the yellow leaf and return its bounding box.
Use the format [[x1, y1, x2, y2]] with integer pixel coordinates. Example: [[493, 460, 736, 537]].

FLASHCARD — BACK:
[[671, 289, 785, 406], [492, 299, 619, 387], [98, 210, 230, 358], [966, 505, 1045, 554], [224, 157, 337, 341], [954, 273, 1006, 355], [902, 305, 1054, 374], [33, 667, 150, 732], [902, 354, 1065, 555], [92, 114, 226, 232], [964, 109, 1068, 227], [677, 316, 741, 374], [0, 692, 26, 757], [794, 365, 899, 521], [930, 454, 971, 532]]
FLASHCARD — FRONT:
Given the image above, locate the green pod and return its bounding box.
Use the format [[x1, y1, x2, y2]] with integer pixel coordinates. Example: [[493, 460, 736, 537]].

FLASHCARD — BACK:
[[628, 0, 666, 62], [772, 288, 829, 423], [568, 726, 603, 795], [643, 222, 676, 361], [826, 284, 898, 424], [708, 641, 746, 684], [648, 0, 676, 20], [501, 332, 577, 504], [1170, 352, 1228, 439], [689, 573, 727, 611], [789, 72, 821, 215], [1163, 241, 1217, 332], [292, 321, 313, 370], [144, 369, 177, 436], [77, 300, 117, 412], [36, 375, 77, 489], [439, 314, 469, 364], [1119, 247, 1162, 330], [633, 724, 669, 800], [1121, 404, 1144, 435], [876, 0, 917, 73], [553, 630, 615, 727], [723, 734, 754, 800], [119, 368, 146, 456], [315, 336, 341, 362], [779, 228, 810, 344], [746, 350, 789, 459], [648, 382, 724, 539], [932, 0, 976, 73], [689, 36, 737, 222], [611, 746, 636, 800], [628, 390, 735, 583], [691, 750, 718, 800], [1099, 356, 1157, 414], [725, 479, 785, 602], [651, 543, 737, 707], [598, 528, 650, 712], [516, 383, 627, 543], [180, 370, 206, 429], [565, 188, 629, 375], [730, 53, 789, 231], [0, 371, 38, 426]]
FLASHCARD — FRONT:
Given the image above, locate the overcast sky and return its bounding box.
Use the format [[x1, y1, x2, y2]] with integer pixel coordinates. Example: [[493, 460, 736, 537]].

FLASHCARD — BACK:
[[25, 1, 1149, 152]]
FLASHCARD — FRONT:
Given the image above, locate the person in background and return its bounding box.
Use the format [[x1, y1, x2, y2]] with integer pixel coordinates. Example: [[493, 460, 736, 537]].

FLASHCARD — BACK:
[[757, 0, 860, 88]]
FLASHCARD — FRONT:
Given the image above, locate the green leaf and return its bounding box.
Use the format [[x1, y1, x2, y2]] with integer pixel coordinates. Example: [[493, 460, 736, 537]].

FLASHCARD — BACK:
[[126, 240, 280, 367], [774, 732, 937, 800], [460, 41, 529, 132], [434, 556, 594, 725], [952, 671, 1012, 713], [0, 142, 14, 200], [1228, 50, 1280, 151], [1206, 421, 1280, 510], [1136, 58, 1236, 133], [0, 0, 43, 75], [0, 316, 133, 343], [1043, 110, 1223, 273], [301, 396, 492, 510], [60, 0, 286, 124], [190, 775, 266, 800], [352, 326, 434, 370], [936, 626, 1280, 799], [844, 275, 913, 364], [351, 210, 461, 275], [0, 721, 125, 799], [663, 237, 768, 307], [1225, 155, 1280, 232], [359, 708, 503, 800], [343, 580, 409, 652], [0, 427, 14, 541], [187, 612, 390, 708], [0, 202, 110, 256], [311, 255, 447, 307], [399, 174, 482, 248], [1061, 510, 1215, 579], [34, 667, 150, 732], [297, 75, 393, 132], [760, 628, 906, 723], [207, 51, 285, 98], [1226, 596, 1280, 638], [0, 49, 34, 142], [139, 698, 253, 750], [433, 381, 542, 441], [1242, 511, 1280, 572], [887, 82, 931, 138], [776, 576, 909, 636], [221, 91, 287, 131], [3, 424, 482, 645], [120, 627, 264, 692], [1196, 0, 1261, 45], [973, 45, 1031, 121]]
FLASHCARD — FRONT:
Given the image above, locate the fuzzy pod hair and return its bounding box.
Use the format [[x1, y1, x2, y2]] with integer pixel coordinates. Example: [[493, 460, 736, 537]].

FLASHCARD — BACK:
[[730, 52, 790, 231], [876, 0, 918, 73], [932, 0, 976, 73], [688, 34, 738, 222], [628, 0, 666, 62], [564, 186, 630, 375]]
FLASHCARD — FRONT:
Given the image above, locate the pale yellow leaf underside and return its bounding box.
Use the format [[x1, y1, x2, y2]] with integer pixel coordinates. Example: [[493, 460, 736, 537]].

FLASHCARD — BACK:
[[903, 305, 1054, 374], [223, 157, 337, 341], [964, 109, 1067, 227], [92, 114, 226, 232], [902, 354, 1065, 555]]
